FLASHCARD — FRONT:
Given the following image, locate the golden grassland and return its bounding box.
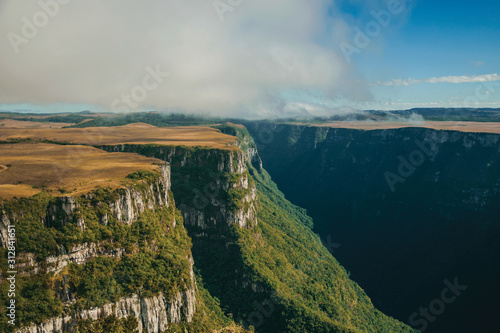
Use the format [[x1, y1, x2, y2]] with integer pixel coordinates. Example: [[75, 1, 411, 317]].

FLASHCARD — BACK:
[[225, 122, 246, 129], [306, 121, 500, 134], [0, 123, 238, 149], [0, 143, 164, 199], [0, 112, 105, 120]]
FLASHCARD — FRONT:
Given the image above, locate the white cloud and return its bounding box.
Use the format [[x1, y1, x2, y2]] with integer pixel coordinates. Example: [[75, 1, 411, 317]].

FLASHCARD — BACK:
[[373, 74, 500, 86], [0, 0, 376, 117]]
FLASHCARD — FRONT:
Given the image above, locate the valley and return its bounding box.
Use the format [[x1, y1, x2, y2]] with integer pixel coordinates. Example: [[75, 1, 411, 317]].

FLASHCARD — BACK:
[[2, 0, 497, 330], [0, 122, 414, 332], [246, 122, 500, 333]]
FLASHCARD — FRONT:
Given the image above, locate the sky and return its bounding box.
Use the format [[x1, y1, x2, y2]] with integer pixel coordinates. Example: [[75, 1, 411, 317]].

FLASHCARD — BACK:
[[0, 0, 499, 118]]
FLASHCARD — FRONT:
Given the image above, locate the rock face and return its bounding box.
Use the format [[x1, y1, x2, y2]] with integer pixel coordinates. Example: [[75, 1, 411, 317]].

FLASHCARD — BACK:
[[179, 165, 258, 231], [1, 162, 200, 333], [110, 164, 170, 225], [98, 143, 264, 319], [16, 243, 126, 276], [99, 145, 258, 231], [0, 209, 12, 248], [1, 164, 171, 243], [20, 285, 196, 333], [20, 257, 197, 333], [43, 163, 171, 231], [46, 197, 78, 228]]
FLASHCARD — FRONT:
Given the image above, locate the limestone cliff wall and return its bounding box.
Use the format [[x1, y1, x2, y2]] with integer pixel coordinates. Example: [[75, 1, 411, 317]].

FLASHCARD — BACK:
[[0, 163, 199, 332], [98, 145, 258, 232], [0, 164, 171, 250], [19, 258, 197, 333], [47, 163, 171, 229]]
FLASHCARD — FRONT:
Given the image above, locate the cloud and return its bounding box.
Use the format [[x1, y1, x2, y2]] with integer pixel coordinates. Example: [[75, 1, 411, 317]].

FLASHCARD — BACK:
[[472, 61, 485, 67], [373, 74, 500, 86], [0, 0, 380, 118]]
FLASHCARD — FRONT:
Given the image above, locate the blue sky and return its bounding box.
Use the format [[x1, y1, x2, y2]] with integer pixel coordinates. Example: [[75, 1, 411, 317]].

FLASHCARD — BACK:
[[0, 0, 499, 116], [348, 0, 500, 109]]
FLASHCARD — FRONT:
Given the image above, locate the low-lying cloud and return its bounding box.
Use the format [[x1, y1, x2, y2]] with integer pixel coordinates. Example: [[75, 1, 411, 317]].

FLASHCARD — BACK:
[[0, 0, 384, 117], [373, 73, 500, 86]]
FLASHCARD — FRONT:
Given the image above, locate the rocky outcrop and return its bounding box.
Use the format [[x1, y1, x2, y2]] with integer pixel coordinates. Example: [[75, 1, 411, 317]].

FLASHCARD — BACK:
[[98, 145, 258, 231], [19, 252, 197, 333], [44, 163, 171, 230], [110, 164, 170, 225], [16, 243, 127, 276], [0, 209, 12, 248], [1, 161, 201, 333], [19, 288, 196, 333], [46, 197, 78, 228], [246, 123, 500, 329], [246, 147, 263, 170], [180, 168, 257, 231], [96, 141, 266, 327]]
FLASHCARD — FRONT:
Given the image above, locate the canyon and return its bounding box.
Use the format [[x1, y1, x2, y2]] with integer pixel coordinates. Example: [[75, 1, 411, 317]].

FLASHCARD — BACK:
[[0, 124, 414, 332], [246, 122, 500, 333]]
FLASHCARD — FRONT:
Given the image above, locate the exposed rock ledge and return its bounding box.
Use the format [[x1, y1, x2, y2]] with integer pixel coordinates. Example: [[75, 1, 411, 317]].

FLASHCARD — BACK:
[[46, 163, 171, 229], [98, 144, 259, 231], [0, 210, 12, 251], [0, 164, 171, 250], [180, 158, 258, 231], [19, 256, 197, 333], [18, 288, 196, 333], [16, 242, 126, 276]]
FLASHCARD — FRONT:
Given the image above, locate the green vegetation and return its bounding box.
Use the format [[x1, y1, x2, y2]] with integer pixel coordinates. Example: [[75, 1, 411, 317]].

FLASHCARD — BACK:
[[0, 114, 94, 124], [76, 315, 138, 333], [0, 137, 76, 145], [68, 112, 223, 128], [178, 158, 414, 332], [0, 166, 248, 333], [98, 144, 251, 215], [0, 273, 64, 329], [233, 165, 415, 332], [66, 203, 192, 309], [0, 169, 164, 260], [0, 192, 59, 259], [214, 124, 257, 152], [0, 125, 416, 332], [0, 184, 192, 331], [163, 275, 252, 333], [126, 169, 158, 181], [153, 122, 415, 332]]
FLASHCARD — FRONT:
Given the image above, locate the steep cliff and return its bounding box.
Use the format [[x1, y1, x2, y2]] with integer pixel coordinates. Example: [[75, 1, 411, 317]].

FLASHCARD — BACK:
[[245, 123, 500, 333], [1, 126, 417, 332], [0, 163, 203, 332], [19, 275, 196, 333], [98, 128, 415, 333], [97, 145, 259, 233]]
